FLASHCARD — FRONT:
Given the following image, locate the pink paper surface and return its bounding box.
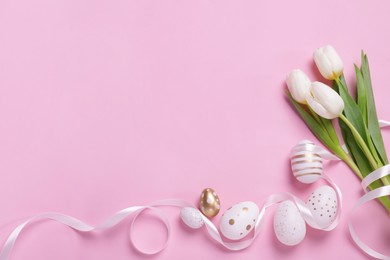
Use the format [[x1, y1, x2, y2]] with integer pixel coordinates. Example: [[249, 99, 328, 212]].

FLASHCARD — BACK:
[[1, 0, 390, 259]]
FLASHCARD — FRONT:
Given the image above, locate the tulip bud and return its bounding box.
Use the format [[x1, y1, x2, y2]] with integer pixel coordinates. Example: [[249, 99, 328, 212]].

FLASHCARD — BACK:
[[306, 82, 344, 119], [313, 45, 344, 80], [286, 69, 311, 104]]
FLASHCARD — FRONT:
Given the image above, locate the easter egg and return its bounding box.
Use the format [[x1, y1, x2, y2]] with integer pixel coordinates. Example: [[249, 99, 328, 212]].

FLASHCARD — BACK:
[[219, 201, 259, 240], [200, 188, 221, 218], [306, 185, 338, 228], [274, 200, 306, 246], [291, 140, 323, 184], [180, 207, 204, 229]]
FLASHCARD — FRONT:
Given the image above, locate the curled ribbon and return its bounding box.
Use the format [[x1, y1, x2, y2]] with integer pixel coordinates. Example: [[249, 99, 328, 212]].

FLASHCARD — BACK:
[[301, 118, 390, 259], [350, 119, 390, 259], [0, 201, 193, 260], [295, 138, 390, 259], [349, 165, 390, 259], [300, 128, 390, 258], [0, 157, 343, 259], [5, 120, 390, 259]]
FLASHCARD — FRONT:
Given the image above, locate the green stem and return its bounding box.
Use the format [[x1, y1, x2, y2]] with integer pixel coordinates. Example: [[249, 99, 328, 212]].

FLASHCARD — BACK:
[[339, 114, 378, 168], [338, 149, 390, 213], [339, 114, 390, 186], [339, 152, 363, 179]]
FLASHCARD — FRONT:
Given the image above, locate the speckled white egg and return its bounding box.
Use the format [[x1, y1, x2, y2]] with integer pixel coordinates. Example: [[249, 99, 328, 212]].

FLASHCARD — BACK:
[[306, 185, 338, 228], [219, 201, 259, 240], [180, 207, 204, 229], [274, 200, 306, 246], [291, 140, 323, 184]]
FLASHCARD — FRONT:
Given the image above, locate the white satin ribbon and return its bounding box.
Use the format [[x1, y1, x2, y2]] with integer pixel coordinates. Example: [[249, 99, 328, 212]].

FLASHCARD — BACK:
[[2, 120, 390, 259], [306, 117, 390, 259], [292, 137, 390, 259], [291, 139, 341, 161], [349, 165, 390, 260], [348, 119, 390, 259], [0, 167, 343, 259], [0, 201, 198, 260], [201, 170, 342, 251], [379, 120, 390, 128], [289, 141, 342, 231]]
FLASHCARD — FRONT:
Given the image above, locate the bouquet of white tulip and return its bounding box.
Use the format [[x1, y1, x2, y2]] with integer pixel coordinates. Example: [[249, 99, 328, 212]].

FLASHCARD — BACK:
[[286, 45, 390, 213]]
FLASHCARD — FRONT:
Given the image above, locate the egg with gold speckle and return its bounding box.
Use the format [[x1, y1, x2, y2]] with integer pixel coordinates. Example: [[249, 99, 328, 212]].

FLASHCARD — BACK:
[[274, 200, 306, 246], [219, 201, 259, 240], [306, 185, 338, 228], [200, 188, 221, 218], [180, 207, 204, 229]]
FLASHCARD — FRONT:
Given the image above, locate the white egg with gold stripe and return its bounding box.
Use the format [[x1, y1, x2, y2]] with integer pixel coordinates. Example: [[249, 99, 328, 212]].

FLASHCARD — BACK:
[[290, 140, 323, 184]]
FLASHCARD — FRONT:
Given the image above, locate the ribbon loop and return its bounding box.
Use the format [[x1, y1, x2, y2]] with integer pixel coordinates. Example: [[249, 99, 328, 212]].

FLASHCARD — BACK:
[[0, 178, 343, 259], [349, 185, 390, 260], [128, 206, 171, 255], [361, 165, 390, 192], [0, 141, 345, 259]]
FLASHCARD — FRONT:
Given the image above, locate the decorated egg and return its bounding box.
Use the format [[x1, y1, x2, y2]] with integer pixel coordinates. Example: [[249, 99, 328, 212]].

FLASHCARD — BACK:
[[180, 207, 204, 229], [274, 200, 306, 246], [306, 185, 338, 228], [291, 140, 323, 184], [200, 188, 220, 218], [219, 201, 259, 240]]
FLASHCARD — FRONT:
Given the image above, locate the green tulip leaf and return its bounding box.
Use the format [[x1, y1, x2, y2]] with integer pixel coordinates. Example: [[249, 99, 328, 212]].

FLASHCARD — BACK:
[[355, 64, 367, 125], [334, 76, 382, 166], [339, 118, 372, 176], [361, 52, 388, 165], [287, 93, 341, 156], [320, 117, 341, 146], [307, 105, 340, 145], [334, 76, 368, 143], [339, 117, 390, 209]]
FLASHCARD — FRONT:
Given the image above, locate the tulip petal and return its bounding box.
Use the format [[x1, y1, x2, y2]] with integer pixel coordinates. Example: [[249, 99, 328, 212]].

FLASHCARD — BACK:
[[306, 93, 335, 119], [323, 45, 344, 78], [311, 82, 344, 118], [314, 48, 334, 80], [286, 69, 311, 104]]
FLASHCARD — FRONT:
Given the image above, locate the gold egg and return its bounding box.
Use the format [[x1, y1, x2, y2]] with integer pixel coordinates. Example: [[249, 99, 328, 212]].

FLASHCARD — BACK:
[[199, 188, 221, 218]]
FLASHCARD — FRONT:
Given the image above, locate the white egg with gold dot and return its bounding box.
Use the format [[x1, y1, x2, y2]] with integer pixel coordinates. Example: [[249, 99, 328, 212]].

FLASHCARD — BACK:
[[306, 185, 338, 228], [219, 201, 259, 240]]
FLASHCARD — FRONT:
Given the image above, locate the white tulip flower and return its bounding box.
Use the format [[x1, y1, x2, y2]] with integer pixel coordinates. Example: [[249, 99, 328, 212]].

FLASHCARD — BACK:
[[306, 81, 344, 119], [314, 45, 344, 80], [286, 69, 311, 104]]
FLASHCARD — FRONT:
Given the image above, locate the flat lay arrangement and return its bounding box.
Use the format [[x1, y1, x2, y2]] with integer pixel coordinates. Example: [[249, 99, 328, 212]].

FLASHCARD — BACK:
[[1, 1, 389, 259], [1, 45, 390, 259]]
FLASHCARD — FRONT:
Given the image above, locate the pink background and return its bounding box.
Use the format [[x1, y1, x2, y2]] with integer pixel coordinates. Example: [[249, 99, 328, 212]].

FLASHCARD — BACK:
[[1, 0, 390, 259]]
